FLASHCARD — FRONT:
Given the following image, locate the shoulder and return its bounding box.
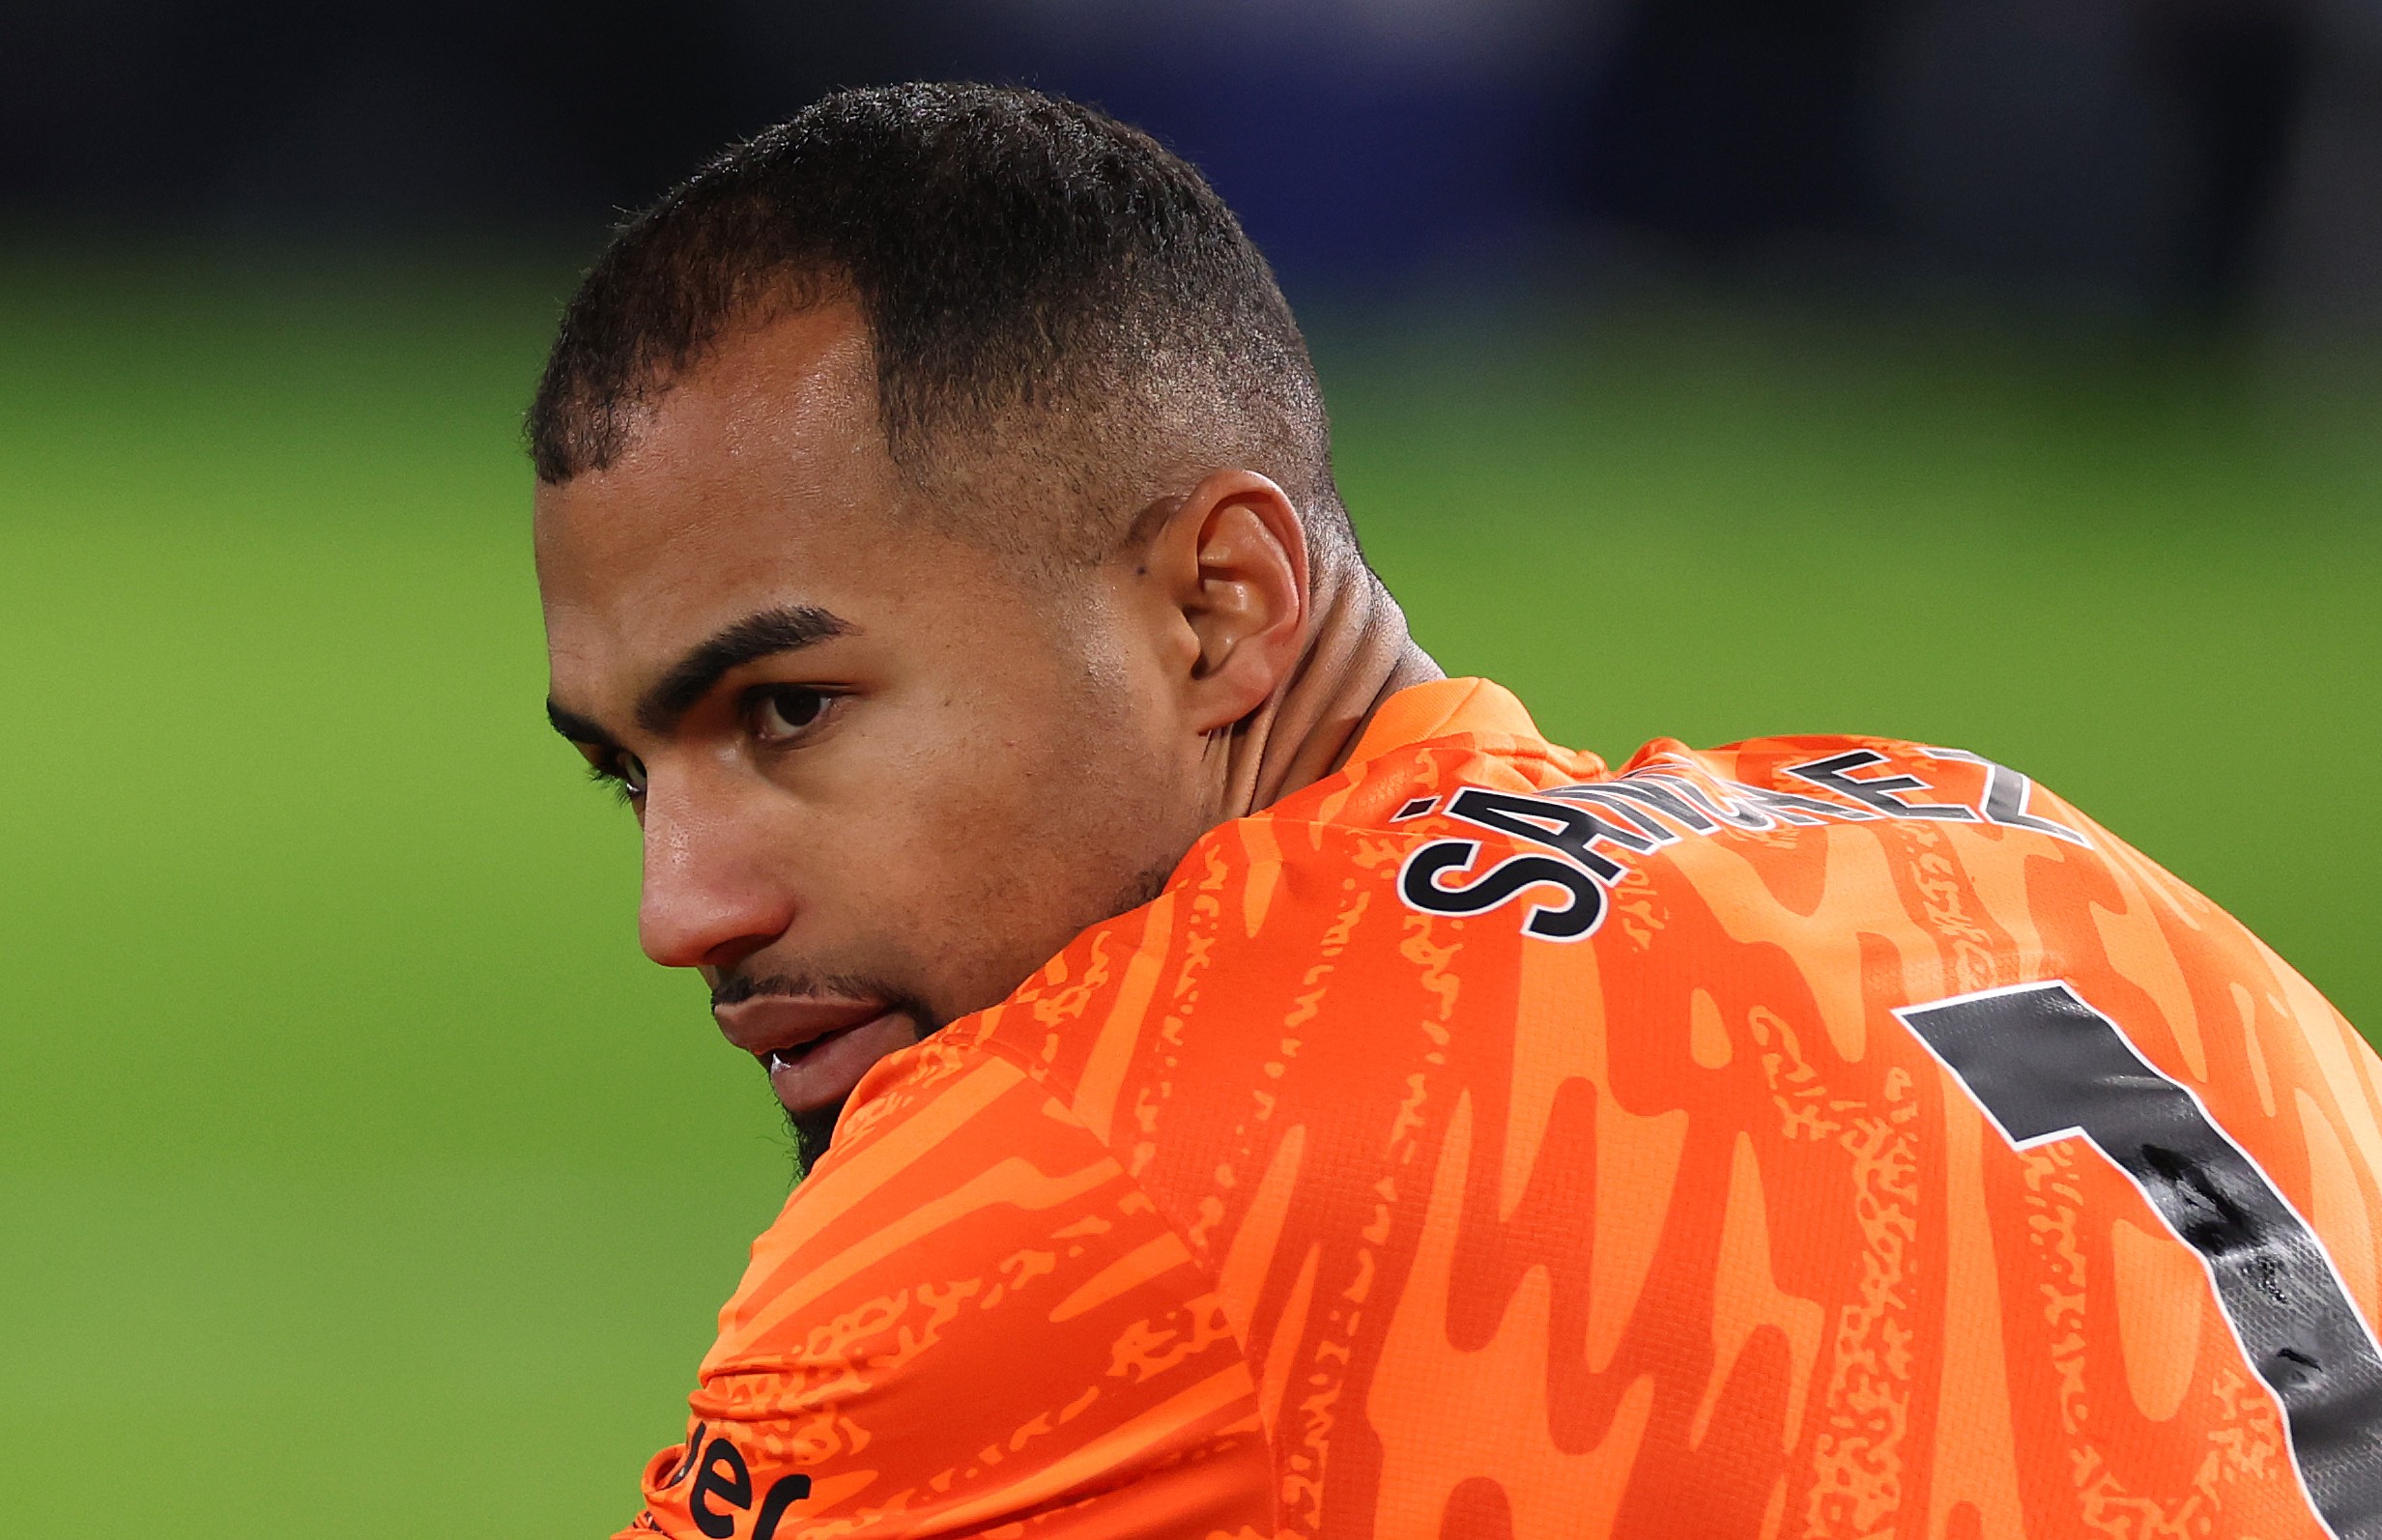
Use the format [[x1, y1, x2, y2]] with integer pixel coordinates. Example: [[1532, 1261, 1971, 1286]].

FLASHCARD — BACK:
[[713, 1035, 1207, 1378], [644, 1033, 1270, 1538], [959, 725, 2261, 1160], [962, 729, 2115, 1092]]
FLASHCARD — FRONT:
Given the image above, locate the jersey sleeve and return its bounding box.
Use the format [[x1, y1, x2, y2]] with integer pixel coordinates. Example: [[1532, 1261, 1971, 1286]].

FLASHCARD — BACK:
[[613, 1038, 1273, 1540]]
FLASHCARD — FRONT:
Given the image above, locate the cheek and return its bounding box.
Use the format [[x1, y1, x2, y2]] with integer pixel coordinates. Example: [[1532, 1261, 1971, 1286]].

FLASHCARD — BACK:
[[806, 739, 1036, 915], [960, 726, 1188, 907], [864, 726, 1151, 916], [805, 662, 1195, 1008]]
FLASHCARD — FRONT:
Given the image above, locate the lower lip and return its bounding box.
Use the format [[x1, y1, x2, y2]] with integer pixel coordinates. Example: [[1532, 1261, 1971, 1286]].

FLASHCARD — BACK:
[[764, 1010, 920, 1118]]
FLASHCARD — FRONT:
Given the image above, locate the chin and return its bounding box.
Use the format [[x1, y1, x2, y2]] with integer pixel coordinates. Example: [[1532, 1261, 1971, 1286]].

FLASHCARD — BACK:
[[786, 1102, 842, 1176]]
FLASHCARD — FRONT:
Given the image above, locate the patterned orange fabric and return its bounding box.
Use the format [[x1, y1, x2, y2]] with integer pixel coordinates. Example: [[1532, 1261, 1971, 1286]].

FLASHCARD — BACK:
[[621, 677, 2382, 1540]]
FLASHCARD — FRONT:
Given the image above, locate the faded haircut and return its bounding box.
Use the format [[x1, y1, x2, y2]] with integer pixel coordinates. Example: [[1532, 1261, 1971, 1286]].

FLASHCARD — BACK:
[[527, 82, 1356, 571]]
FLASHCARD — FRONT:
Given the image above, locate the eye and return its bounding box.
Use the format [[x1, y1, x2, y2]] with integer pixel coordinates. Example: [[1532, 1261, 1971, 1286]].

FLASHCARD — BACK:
[[586, 752, 647, 804], [748, 686, 831, 744]]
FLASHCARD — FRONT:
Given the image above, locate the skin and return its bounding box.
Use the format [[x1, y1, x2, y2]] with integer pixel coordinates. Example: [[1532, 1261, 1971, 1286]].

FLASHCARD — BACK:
[[535, 300, 1439, 1158]]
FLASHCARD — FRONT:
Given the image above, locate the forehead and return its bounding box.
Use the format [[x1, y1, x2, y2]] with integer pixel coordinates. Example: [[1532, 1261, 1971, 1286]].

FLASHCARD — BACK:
[[531, 303, 1012, 706], [531, 301, 1089, 723], [534, 300, 894, 601]]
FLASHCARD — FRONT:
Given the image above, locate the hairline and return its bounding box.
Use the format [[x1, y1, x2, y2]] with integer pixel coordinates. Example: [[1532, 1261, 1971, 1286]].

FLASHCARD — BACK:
[[541, 270, 1342, 583]]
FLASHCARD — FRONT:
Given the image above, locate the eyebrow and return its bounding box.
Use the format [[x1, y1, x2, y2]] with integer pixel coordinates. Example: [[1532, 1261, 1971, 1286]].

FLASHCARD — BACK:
[[545, 604, 852, 748], [642, 604, 852, 733], [546, 699, 618, 750]]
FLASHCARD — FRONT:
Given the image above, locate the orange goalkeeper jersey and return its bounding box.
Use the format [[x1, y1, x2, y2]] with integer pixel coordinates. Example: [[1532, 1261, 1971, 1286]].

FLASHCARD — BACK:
[[620, 677, 2382, 1540]]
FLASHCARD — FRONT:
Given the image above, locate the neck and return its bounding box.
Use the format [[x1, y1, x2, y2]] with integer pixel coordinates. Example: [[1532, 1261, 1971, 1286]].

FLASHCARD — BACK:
[[1217, 561, 1443, 819]]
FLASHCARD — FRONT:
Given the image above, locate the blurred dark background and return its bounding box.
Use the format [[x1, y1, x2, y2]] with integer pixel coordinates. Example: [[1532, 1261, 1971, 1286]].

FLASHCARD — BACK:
[[7, 0, 2378, 330]]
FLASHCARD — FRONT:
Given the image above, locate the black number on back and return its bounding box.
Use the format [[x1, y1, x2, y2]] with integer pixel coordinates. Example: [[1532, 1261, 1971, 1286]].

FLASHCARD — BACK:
[[1898, 982, 2382, 1539]]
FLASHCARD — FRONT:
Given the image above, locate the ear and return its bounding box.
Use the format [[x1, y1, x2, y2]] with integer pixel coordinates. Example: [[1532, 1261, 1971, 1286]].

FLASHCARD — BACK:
[[1131, 470, 1311, 735]]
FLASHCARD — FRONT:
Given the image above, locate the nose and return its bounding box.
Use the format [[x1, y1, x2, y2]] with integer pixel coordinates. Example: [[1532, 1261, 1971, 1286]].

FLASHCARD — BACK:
[[635, 778, 796, 972]]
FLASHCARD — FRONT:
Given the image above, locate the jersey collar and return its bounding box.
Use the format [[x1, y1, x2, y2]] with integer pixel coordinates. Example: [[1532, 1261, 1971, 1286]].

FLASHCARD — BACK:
[[1343, 676, 1544, 767]]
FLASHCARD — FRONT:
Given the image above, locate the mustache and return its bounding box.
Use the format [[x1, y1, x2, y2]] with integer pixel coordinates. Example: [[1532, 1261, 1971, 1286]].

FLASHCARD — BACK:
[[711, 970, 890, 1010], [708, 970, 947, 1035]]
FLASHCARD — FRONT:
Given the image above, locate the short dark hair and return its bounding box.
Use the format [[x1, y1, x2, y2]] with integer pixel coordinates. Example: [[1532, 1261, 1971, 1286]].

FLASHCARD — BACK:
[[528, 82, 1353, 568]]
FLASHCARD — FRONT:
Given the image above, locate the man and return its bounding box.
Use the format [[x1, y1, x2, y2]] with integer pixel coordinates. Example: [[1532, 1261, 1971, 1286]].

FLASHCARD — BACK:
[[531, 83, 2382, 1540]]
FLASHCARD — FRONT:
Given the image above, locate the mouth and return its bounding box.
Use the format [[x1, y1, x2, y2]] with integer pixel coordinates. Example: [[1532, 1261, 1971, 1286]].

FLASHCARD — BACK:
[[712, 993, 921, 1120]]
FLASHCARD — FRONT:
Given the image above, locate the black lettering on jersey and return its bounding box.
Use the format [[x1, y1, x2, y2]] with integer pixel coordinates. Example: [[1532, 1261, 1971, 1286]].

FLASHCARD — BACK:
[[1399, 840, 1604, 940], [1544, 785, 1678, 842], [1976, 761, 2082, 842], [1394, 748, 2088, 941], [1785, 749, 1977, 821], [661, 1426, 707, 1489], [1918, 748, 2090, 845], [752, 1474, 815, 1540], [1626, 766, 1869, 830], [1444, 786, 1652, 878], [1392, 796, 1438, 821], [1626, 769, 1777, 831], [1899, 982, 2382, 1539], [1556, 779, 1717, 838], [690, 1436, 753, 1538], [1734, 782, 1869, 826]]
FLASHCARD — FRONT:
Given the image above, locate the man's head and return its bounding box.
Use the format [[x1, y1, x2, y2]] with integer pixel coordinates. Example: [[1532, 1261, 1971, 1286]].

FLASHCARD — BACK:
[[531, 84, 1387, 1164], [531, 82, 1355, 572]]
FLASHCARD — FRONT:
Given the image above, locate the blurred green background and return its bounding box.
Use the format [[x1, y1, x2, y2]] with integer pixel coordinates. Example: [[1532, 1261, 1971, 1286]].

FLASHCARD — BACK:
[[11, 2, 2382, 1530], [3, 253, 2376, 1536]]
